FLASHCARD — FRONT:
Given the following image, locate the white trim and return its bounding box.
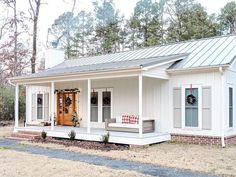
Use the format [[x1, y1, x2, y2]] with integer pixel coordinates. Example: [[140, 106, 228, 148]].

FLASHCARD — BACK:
[[51, 82, 55, 130], [142, 73, 169, 80], [220, 70, 226, 147], [87, 79, 91, 133], [14, 83, 19, 128], [90, 88, 113, 127], [139, 75, 143, 138], [181, 84, 202, 130]]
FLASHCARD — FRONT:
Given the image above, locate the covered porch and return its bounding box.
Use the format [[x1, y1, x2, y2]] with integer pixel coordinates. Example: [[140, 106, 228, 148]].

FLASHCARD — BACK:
[[14, 126, 170, 145], [13, 66, 171, 145]]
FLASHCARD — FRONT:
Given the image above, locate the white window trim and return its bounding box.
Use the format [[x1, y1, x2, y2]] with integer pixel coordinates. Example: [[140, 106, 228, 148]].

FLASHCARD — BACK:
[[181, 85, 202, 130], [90, 88, 113, 124], [227, 84, 234, 130], [35, 92, 45, 121]]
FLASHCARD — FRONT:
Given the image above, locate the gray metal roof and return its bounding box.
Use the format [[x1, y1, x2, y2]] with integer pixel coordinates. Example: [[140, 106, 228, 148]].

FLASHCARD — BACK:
[[13, 34, 236, 80]]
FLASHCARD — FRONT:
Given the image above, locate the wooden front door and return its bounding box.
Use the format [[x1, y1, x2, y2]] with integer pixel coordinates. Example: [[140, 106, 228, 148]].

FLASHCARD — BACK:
[[57, 92, 77, 126]]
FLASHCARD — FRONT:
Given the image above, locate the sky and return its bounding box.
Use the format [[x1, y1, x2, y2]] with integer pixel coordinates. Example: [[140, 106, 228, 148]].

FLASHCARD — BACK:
[[17, 0, 234, 48]]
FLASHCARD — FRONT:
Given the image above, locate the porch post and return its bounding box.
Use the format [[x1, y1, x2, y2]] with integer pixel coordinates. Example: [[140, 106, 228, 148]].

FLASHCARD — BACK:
[[51, 81, 55, 130], [87, 79, 91, 133], [14, 83, 19, 128], [139, 75, 143, 138]]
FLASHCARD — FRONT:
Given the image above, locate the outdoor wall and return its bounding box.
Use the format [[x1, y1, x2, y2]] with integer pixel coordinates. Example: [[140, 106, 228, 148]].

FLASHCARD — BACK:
[[224, 62, 236, 137], [161, 71, 223, 137], [26, 85, 51, 124]]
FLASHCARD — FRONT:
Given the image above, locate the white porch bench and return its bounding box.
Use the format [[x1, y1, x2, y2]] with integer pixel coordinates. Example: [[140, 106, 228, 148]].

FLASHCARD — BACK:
[[105, 117, 155, 133]]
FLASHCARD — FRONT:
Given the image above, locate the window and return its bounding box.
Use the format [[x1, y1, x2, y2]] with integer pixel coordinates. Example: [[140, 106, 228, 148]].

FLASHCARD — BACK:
[[90, 88, 112, 123], [91, 91, 98, 122], [185, 88, 198, 127], [37, 94, 43, 120], [229, 87, 233, 128], [102, 91, 111, 122]]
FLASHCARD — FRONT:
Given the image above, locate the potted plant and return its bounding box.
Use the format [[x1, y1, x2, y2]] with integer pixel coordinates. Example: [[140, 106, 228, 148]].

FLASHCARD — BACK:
[[71, 111, 79, 127]]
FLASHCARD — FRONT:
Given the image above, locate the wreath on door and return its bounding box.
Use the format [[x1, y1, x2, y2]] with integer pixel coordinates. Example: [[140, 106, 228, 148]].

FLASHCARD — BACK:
[[65, 97, 72, 107]]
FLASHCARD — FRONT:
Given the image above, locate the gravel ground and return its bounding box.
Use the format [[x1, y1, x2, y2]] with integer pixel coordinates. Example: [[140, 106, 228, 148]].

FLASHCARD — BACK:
[[0, 139, 216, 177], [0, 149, 149, 177], [21, 140, 236, 177]]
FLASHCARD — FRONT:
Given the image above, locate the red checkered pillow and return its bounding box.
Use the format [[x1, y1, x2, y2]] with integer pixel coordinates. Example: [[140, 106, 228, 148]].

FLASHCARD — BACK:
[[129, 115, 139, 124], [122, 115, 130, 124]]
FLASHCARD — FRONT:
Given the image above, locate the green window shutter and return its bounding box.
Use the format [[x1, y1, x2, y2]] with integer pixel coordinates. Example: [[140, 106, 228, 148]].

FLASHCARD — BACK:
[[202, 87, 212, 130], [173, 88, 181, 128], [44, 93, 49, 121], [31, 94, 36, 121]]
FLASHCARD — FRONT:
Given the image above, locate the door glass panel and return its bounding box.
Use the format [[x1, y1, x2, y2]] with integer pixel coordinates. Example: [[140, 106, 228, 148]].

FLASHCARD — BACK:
[[37, 94, 43, 119], [102, 91, 111, 122], [91, 92, 98, 122]]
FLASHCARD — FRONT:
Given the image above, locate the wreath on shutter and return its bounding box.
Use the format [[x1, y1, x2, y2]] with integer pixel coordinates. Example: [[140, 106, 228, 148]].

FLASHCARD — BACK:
[[186, 94, 196, 105], [103, 96, 110, 105], [65, 97, 72, 107], [37, 97, 43, 105], [91, 97, 97, 104]]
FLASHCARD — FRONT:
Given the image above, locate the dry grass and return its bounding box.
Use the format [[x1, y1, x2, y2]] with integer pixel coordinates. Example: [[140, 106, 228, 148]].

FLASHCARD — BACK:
[[0, 125, 13, 138], [0, 149, 150, 177], [21, 141, 236, 177]]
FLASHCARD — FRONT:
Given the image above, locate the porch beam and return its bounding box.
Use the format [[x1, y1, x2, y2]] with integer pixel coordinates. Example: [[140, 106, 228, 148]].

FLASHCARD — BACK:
[[139, 75, 143, 138], [51, 81, 55, 130], [87, 79, 91, 133], [14, 83, 19, 128]]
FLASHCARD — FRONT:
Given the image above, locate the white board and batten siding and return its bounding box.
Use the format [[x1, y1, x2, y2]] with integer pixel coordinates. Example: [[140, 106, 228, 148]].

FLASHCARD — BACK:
[[26, 86, 50, 124], [224, 60, 236, 137], [160, 71, 223, 137]]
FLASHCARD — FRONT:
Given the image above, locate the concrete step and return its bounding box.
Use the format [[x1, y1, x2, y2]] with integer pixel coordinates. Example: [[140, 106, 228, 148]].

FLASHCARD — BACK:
[[7, 136, 29, 141]]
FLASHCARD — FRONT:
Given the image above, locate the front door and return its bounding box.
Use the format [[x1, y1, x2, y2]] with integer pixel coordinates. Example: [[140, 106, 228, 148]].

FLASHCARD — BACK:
[[57, 92, 77, 126]]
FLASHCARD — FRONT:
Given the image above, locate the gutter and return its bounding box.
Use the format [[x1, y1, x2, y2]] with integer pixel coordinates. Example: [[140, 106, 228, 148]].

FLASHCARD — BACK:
[[219, 66, 226, 148]]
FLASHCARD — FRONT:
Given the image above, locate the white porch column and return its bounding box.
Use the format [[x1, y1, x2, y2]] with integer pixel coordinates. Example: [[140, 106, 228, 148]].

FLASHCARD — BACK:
[[87, 79, 91, 133], [51, 81, 55, 130], [139, 75, 143, 138], [14, 83, 19, 128]]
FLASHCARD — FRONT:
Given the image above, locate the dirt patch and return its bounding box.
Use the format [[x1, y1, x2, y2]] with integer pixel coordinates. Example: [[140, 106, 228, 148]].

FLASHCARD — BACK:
[[33, 137, 129, 151], [0, 149, 150, 177], [0, 125, 13, 138]]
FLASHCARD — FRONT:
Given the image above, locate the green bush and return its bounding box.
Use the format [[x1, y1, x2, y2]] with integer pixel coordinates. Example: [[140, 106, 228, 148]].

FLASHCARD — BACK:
[[0, 85, 25, 121], [101, 132, 110, 145], [68, 130, 76, 140], [41, 130, 47, 140]]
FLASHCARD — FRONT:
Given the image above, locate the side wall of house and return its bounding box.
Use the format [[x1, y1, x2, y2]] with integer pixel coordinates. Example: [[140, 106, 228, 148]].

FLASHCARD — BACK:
[[224, 61, 236, 137], [159, 71, 223, 137]]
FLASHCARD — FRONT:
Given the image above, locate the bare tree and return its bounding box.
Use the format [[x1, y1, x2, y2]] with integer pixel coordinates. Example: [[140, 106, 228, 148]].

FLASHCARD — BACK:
[[28, 0, 41, 73]]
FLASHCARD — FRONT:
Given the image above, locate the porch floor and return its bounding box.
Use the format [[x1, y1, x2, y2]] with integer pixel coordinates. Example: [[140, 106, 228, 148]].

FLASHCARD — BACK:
[[14, 126, 171, 145]]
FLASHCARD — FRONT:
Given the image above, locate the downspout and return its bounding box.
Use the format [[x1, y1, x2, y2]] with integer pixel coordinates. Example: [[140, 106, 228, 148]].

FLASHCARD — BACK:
[[219, 66, 225, 148]]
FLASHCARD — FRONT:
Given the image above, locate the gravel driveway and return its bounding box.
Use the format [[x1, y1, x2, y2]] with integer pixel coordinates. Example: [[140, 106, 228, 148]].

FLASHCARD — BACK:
[[0, 139, 217, 177]]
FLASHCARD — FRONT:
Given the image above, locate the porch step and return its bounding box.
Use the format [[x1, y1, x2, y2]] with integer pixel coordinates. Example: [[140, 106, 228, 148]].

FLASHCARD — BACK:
[[17, 131, 41, 136], [10, 132, 41, 140], [7, 136, 30, 141]]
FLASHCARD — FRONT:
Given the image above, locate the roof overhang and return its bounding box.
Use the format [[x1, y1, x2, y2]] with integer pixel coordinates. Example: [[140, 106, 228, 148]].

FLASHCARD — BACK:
[[166, 64, 230, 74]]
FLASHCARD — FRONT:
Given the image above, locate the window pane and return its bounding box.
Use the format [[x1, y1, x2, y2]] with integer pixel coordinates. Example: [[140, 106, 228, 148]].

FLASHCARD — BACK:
[[37, 94, 43, 120], [91, 92, 98, 122], [185, 88, 198, 127], [102, 91, 111, 122]]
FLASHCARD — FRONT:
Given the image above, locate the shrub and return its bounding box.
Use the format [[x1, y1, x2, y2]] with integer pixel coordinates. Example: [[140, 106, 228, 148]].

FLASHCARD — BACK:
[[68, 130, 76, 140], [41, 130, 47, 140], [0, 85, 25, 121], [101, 132, 110, 145]]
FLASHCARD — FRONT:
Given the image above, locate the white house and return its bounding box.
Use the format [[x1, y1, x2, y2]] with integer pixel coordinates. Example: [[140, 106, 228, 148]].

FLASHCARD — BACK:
[[9, 34, 236, 146]]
